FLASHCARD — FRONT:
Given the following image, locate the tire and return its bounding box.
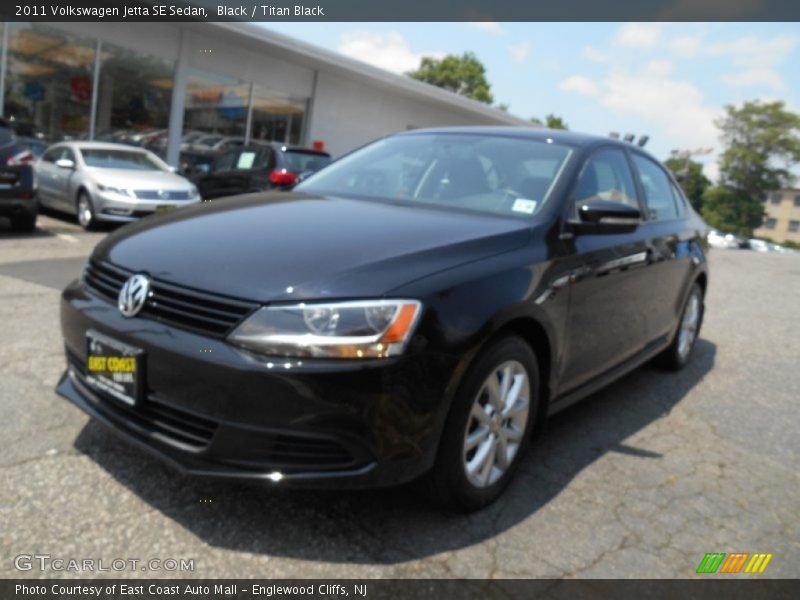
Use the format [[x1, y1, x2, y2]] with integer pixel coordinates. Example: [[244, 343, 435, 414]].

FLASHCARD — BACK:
[[10, 211, 37, 232], [656, 282, 704, 371], [427, 335, 540, 511], [76, 191, 98, 231]]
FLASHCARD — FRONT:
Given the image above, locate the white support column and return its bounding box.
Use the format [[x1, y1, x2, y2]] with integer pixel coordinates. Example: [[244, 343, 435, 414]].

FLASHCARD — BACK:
[[301, 69, 319, 147], [244, 82, 254, 144], [88, 39, 102, 140], [166, 30, 191, 167]]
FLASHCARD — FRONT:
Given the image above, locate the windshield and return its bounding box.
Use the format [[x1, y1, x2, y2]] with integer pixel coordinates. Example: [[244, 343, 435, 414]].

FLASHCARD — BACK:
[[296, 133, 572, 217], [80, 149, 166, 171], [284, 150, 331, 173]]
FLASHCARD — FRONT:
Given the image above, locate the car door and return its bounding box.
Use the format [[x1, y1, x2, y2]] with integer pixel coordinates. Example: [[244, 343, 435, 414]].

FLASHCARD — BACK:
[[556, 147, 652, 392], [52, 147, 78, 210], [628, 152, 695, 346], [196, 150, 237, 199], [36, 147, 62, 206]]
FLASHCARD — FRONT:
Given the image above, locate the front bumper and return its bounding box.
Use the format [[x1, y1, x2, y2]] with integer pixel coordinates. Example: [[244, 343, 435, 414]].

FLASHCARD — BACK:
[[93, 192, 200, 222], [57, 280, 456, 488]]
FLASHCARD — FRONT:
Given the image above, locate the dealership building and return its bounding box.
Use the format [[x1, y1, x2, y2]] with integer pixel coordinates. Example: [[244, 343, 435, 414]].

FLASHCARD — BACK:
[[0, 21, 529, 163]]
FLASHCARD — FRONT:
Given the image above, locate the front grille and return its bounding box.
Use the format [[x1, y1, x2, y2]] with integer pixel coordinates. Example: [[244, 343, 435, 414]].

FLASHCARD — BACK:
[[134, 190, 193, 200], [83, 260, 257, 337], [68, 352, 218, 450]]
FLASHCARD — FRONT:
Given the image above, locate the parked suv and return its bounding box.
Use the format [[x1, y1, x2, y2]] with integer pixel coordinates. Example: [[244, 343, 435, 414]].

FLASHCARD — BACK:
[[0, 118, 37, 232], [196, 143, 331, 200], [57, 128, 708, 510]]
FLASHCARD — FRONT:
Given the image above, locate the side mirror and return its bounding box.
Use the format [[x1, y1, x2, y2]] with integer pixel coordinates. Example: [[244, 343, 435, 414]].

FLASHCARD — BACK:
[[167, 165, 178, 173], [572, 199, 641, 234], [55, 158, 75, 170]]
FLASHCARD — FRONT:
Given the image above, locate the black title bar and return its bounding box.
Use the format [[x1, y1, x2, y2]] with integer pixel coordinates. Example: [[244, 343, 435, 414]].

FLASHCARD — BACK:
[[2, 0, 800, 22]]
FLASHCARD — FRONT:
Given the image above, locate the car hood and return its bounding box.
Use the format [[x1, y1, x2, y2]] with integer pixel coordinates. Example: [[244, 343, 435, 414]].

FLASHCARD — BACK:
[[93, 193, 532, 302], [87, 168, 192, 190]]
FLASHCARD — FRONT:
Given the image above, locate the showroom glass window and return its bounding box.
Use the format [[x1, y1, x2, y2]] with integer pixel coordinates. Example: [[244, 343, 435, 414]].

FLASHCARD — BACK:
[[94, 42, 174, 157], [249, 84, 306, 145], [2, 23, 96, 141], [183, 68, 248, 140], [632, 154, 680, 221]]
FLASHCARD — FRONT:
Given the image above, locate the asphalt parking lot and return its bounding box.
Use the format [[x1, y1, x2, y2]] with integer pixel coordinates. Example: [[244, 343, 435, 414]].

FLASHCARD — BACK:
[[1, 212, 798, 579]]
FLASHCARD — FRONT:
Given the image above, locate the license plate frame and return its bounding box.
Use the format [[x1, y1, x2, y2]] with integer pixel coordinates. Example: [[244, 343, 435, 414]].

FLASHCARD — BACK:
[[85, 330, 143, 407], [155, 204, 176, 213]]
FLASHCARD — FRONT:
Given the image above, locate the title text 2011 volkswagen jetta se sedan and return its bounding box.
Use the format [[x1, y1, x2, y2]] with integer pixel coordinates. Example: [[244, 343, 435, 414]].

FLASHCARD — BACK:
[[57, 128, 708, 510]]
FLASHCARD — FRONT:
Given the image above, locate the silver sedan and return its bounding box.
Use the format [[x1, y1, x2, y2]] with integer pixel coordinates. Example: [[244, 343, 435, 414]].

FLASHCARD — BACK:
[[36, 141, 201, 230]]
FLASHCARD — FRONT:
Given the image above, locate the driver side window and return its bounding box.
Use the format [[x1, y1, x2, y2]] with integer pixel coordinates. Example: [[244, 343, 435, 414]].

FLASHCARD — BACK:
[[573, 149, 638, 216]]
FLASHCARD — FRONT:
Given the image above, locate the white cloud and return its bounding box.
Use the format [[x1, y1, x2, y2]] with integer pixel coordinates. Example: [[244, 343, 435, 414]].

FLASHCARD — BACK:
[[337, 31, 442, 74], [469, 21, 504, 36], [613, 23, 662, 48], [559, 75, 600, 96], [560, 66, 721, 158], [583, 45, 608, 63], [644, 59, 673, 77], [508, 42, 530, 64], [668, 35, 703, 58], [707, 35, 800, 91], [598, 70, 721, 153]]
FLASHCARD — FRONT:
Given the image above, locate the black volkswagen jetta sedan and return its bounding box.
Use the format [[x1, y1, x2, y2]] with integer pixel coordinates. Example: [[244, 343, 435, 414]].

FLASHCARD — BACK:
[[57, 127, 708, 510]]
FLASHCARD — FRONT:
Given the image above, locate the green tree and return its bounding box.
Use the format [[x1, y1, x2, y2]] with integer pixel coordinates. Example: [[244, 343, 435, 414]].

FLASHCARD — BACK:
[[707, 100, 800, 236], [407, 52, 494, 104], [664, 157, 711, 212], [701, 186, 765, 237], [531, 114, 569, 130], [717, 100, 800, 199]]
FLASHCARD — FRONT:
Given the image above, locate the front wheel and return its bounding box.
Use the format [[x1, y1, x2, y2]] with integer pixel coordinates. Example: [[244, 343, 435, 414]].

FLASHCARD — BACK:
[[427, 336, 540, 511], [656, 282, 704, 370], [76, 191, 98, 231]]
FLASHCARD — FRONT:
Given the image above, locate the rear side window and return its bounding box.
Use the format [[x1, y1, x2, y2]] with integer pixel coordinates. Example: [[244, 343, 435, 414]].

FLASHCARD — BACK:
[[632, 154, 680, 221], [42, 147, 63, 163], [669, 181, 687, 217], [573, 148, 639, 215], [283, 151, 331, 173], [213, 151, 238, 172], [0, 126, 14, 145]]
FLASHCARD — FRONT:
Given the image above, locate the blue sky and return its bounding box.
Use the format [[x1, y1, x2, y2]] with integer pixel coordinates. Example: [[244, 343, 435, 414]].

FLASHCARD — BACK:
[[260, 22, 800, 181]]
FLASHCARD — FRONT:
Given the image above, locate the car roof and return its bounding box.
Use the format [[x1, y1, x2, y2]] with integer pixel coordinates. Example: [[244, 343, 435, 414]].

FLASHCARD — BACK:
[[398, 126, 652, 154], [57, 141, 154, 153]]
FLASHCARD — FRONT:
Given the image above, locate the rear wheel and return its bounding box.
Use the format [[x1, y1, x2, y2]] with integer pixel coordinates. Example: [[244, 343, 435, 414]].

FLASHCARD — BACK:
[[656, 282, 704, 370], [76, 191, 98, 231], [427, 336, 540, 511]]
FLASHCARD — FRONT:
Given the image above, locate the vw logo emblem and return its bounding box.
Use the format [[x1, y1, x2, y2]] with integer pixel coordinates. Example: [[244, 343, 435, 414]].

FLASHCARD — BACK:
[[157, 189, 169, 200], [118, 274, 150, 317]]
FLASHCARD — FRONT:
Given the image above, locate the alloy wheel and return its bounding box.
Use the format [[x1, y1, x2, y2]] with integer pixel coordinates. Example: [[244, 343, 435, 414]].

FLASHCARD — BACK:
[[462, 360, 530, 488], [678, 292, 701, 359], [77, 195, 93, 229]]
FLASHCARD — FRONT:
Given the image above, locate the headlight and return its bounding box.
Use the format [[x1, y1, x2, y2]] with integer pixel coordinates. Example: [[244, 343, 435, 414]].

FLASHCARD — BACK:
[[97, 183, 134, 197], [227, 299, 422, 359]]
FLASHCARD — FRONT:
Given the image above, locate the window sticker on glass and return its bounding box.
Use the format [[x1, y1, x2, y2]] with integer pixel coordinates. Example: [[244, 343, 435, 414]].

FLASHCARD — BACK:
[[512, 198, 537, 214], [236, 152, 257, 169]]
